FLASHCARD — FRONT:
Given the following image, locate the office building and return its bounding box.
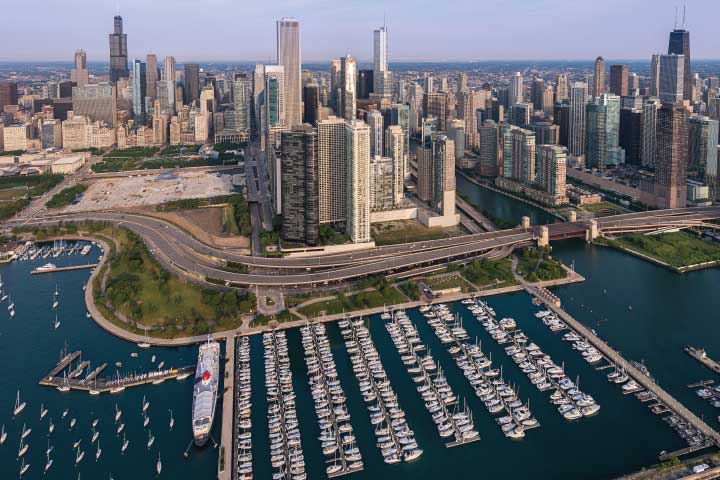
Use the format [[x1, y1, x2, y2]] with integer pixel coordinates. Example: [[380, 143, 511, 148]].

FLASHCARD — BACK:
[[388, 104, 410, 178], [555, 74, 569, 102], [233, 74, 251, 132], [509, 72, 523, 105], [109, 15, 129, 82], [281, 125, 319, 245], [668, 25, 691, 100], [423, 93, 447, 130], [71, 83, 117, 126], [688, 115, 719, 179], [532, 121, 559, 146], [70, 49, 89, 87], [553, 102, 570, 147], [277, 18, 302, 127], [509, 103, 532, 128], [184, 63, 200, 105], [345, 120, 371, 243], [457, 72, 468, 93], [568, 82, 588, 158], [0, 82, 18, 110], [593, 56, 605, 98], [641, 98, 661, 168], [373, 26, 391, 98], [357, 70, 373, 99], [132, 59, 147, 124], [338, 56, 357, 121], [447, 119, 465, 162], [650, 54, 661, 96], [156, 80, 175, 115], [163, 56, 176, 82], [302, 82, 320, 125], [146, 54, 159, 101], [367, 110, 384, 157], [3, 124, 29, 151], [585, 102, 607, 170], [659, 54, 684, 103], [655, 102, 689, 208], [619, 107, 643, 166], [609, 64, 629, 96]]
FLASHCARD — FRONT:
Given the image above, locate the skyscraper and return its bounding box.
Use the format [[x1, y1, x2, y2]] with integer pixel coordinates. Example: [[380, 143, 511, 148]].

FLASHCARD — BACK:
[[509, 72, 523, 105], [649, 54, 661, 97], [132, 59, 147, 124], [609, 64, 629, 96], [163, 56, 176, 82], [184, 63, 200, 105], [145, 54, 159, 101], [367, 110, 384, 158], [659, 54, 684, 103], [156, 80, 175, 115], [568, 82, 588, 158], [345, 120, 371, 243], [373, 26, 391, 98], [478, 120, 500, 176], [555, 74, 569, 103], [277, 18, 302, 127], [385, 125, 405, 204], [70, 49, 89, 87], [233, 74, 251, 132], [338, 56, 357, 121], [668, 23, 691, 101], [281, 125, 319, 245], [432, 135, 456, 217], [423, 93, 447, 130], [71, 83, 117, 126], [655, 102, 688, 208], [302, 83, 320, 125], [585, 102, 608, 170], [318, 116, 347, 224], [109, 15, 129, 83], [688, 115, 719, 179], [593, 56, 605, 98], [357, 70, 374, 99], [537, 145, 567, 199], [641, 98, 661, 168]]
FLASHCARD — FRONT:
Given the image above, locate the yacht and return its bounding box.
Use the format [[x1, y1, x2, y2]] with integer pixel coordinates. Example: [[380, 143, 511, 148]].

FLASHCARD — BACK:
[[156, 453, 162, 475], [18, 437, 29, 457], [192, 339, 220, 447], [96, 439, 102, 460], [53, 315, 60, 330], [169, 410, 174, 430], [81, 245, 92, 255], [142, 395, 149, 413], [34, 263, 57, 273], [147, 430, 155, 449], [13, 390, 26, 416], [115, 404, 122, 422], [121, 433, 129, 453], [40, 403, 48, 420], [75, 445, 85, 464], [0, 424, 6, 445], [48, 418, 54, 434], [19, 459, 29, 477], [21, 423, 31, 440], [45, 450, 53, 472], [137, 331, 151, 349]]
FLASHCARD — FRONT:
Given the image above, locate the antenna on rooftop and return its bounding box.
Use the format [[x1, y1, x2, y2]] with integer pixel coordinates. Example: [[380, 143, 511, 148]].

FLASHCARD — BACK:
[[115, 0, 120, 16], [682, 4, 686, 29], [674, 6, 678, 29]]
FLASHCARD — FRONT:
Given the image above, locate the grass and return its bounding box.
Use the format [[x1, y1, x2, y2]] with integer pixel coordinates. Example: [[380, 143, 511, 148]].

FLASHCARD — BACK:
[[423, 274, 474, 293], [460, 258, 517, 288], [397, 281, 421, 301], [372, 220, 462, 246], [581, 201, 629, 217], [299, 284, 408, 318], [157, 193, 251, 235], [91, 146, 230, 173], [221, 204, 240, 235], [0, 187, 28, 202], [70, 226, 256, 338], [604, 231, 720, 269], [516, 247, 567, 282], [0, 174, 64, 219], [46, 184, 87, 209]]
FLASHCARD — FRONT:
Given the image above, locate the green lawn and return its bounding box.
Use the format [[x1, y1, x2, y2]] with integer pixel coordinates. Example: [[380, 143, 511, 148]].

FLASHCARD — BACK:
[[0, 174, 64, 219], [46, 184, 87, 209], [423, 274, 474, 293], [516, 247, 567, 282], [0, 187, 28, 201], [607, 231, 720, 269], [581, 201, 629, 217], [372, 220, 463, 246], [460, 258, 517, 288], [299, 287, 407, 318]]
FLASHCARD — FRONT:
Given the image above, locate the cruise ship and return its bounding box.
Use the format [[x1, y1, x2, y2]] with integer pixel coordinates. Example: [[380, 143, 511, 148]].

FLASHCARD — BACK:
[[192, 339, 220, 447]]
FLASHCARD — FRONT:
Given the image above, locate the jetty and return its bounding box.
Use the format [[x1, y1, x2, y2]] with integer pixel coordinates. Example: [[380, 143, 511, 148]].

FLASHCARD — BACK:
[[527, 283, 720, 450], [685, 346, 720, 375], [47, 350, 81, 377], [31, 264, 97, 275]]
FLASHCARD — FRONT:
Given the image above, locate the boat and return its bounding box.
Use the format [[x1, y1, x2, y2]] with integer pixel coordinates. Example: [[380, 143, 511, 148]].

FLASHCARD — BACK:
[[176, 371, 192, 381], [21, 423, 31, 440], [142, 395, 149, 413], [73, 439, 81, 449], [130, 352, 139, 358], [192, 339, 220, 447], [45, 450, 53, 472], [147, 430, 155, 449], [144, 414, 150, 428], [91, 427, 99, 443], [52, 286, 59, 309], [53, 314, 60, 330], [137, 330, 151, 349], [70, 418, 76, 429], [19, 459, 29, 476], [48, 418, 54, 434], [57, 372, 71, 392], [13, 390, 26, 416], [115, 404, 122, 423], [18, 437, 28, 457], [40, 403, 48, 420], [0, 424, 6, 445], [75, 446, 85, 464], [62, 409, 69, 419], [157, 452, 162, 475], [81, 245, 91, 255], [8, 296, 14, 310], [34, 263, 57, 273], [158, 361, 165, 369], [121, 433, 129, 453], [169, 410, 174, 430], [151, 355, 156, 363], [96, 439, 102, 460], [117, 423, 125, 434]]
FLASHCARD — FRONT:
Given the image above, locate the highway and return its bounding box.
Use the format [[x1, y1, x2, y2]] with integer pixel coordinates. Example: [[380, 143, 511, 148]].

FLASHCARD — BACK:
[[10, 206, 720, 287]]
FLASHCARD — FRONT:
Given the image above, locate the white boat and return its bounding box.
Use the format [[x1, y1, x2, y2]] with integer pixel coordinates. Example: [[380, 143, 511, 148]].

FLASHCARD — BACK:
[[18, 437, 28, 457], [130, 352, 139, 358], [142, 395, 150, 413], [40, 403, 48, 420], [21, 423, 31, 440], [81, 245, 92, 255], [121, 432, 129, 453], [75, 446, 85, 464], [115, 404, 122, 423], [144, 414, 150, 428], [34, 263, 57, 273], [151, 355, 156, 363], [8, 296, 14, 310], [70, 418, 76, 429], [13, 390, 26, 416], [147, 430, 155, 449], [48, 418, 54, 434], [157, 452, 162, 475], [169, 410, 174, 430], [0, 424, 6, 445], [96, 439, 102, 460], [45, 451, 53, 472], [52, 286, 59, 309], [57, 372, 70, 392], [91, 427, 99, 444], [137, 330, 151, 349], [53, 314, 60, 330], [117, 423, 125, 434], [192, 339, 220, 447], [19, 459, 29, 476]]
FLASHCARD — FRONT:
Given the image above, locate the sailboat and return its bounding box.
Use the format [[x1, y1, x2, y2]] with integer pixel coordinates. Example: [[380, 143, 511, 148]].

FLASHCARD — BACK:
[[147, 430, 154, 449], [95, 439, 102, 460], [54, 314, 60, 330], [75, 444, 85, 464], [70, 417, 76, 429], [45, 450, 53, 473], [1, 424, 6, 444], [13, 390, 26, 416], [19, 459, 29, 476], [49, 417, 54, 434], [143, 413, 150, 428], [52, 285, 59, 309], [62, 409, 69, 419], [21, 423, 31, 440], [142, 395, 150, 413], [91, 426, 99, 444], [0, 273, 4, 289], [92, 418, 99, 429], [57, 372, 70, 392], [40, 403, 48, 420], [8, 295, 14, 311], [157, 452, 162, 476], [18, 436, 28, 458], [137, 329, 151, 349], [121, 432, 128, 453], [9, 306, 14, 318], [115, 404, 122, 423], [169, 410, 174, 430], [151, 355, 156, 363], [117, 423, 124, 434], [46, 439, 53, 456]]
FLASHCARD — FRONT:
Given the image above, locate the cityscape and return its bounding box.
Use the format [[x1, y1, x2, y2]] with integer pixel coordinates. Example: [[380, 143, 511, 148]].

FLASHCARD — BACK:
[[1, 2, 720, 479]]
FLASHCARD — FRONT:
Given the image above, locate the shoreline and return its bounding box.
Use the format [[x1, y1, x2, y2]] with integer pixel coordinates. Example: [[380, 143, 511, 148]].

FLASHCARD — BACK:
[[594, 239, 720, 274]]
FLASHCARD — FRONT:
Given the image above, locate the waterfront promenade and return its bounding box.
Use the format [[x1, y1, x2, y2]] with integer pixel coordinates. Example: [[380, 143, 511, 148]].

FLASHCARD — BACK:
[[218, 334, 235, 480]]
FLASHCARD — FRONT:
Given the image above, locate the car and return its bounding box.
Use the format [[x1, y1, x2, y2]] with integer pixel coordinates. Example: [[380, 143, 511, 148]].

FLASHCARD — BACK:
[[692, 464, 709, 474]]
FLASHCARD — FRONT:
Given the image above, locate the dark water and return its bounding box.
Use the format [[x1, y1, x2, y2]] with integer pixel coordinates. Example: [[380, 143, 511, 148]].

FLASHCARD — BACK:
[[0, 245, 220, 479], [3, 179, 720, 479]]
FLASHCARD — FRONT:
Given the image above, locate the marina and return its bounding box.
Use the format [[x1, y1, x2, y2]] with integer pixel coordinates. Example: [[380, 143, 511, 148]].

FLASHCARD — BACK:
[[233, 336, 253, 480]]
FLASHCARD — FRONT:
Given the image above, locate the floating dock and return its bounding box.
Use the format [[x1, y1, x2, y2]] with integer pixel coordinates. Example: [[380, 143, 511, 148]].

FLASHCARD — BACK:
[[47, 350, 81, 377], [31, 264, 97, 275]]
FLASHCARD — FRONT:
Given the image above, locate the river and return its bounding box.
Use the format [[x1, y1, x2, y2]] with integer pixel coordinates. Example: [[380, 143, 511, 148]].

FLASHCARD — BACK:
[[1, 178, 719, 479]]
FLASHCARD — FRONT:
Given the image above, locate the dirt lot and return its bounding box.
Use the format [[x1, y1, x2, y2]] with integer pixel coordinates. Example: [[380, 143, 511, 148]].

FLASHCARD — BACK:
[[135, 206, 251, 252]]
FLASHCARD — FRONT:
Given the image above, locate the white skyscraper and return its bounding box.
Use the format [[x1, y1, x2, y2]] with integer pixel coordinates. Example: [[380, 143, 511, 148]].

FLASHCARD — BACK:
[[568, 82, 588, 158], [277, 18, 302, 127], [367, 110, 384, 158], [659, 54, 684, 104], [346, 120, 371, 243], [163, 56, 176, 82], [510, 72, 523, 105], [373, 26, 391, 97]]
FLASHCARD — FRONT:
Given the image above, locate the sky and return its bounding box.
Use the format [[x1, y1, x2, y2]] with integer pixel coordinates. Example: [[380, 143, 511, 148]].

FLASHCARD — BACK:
[[2, 0, 719, 62]]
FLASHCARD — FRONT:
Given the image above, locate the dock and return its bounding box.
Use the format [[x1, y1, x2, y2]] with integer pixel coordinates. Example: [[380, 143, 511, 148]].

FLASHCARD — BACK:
[[527, 284, 720, 449], [218, 334, 234, 480], [47, 350, 81, 377], [685, 346, 720, 375], [658, 441, 716, 461], [688, 380, 715, 389], [81, 363, 107, 383], [31, 263, 97, 275]]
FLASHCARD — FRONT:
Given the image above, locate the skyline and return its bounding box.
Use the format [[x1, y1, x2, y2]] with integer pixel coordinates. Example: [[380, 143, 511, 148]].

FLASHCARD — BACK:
[[2, 0, 720, 62]]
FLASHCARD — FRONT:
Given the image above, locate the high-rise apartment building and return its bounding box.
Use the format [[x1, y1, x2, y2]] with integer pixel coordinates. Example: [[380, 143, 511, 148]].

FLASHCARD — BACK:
[[385, 125, 405, 204], [502, 126, 536, 184], [650, 54, 661, 97], [145, 54, 159, 101], [373, 26, 391, 98], [318, 116, 347, 224], [281, 125, 319, 245], [659, 54, 684, 103], [655, 102, 688, 208], [668, 25, 691, 100], [277, 18, 302, 127], [423, 93, 447, 130], [163, 56, 176, 82], [478, 120, 500, 177], [641, 98, 661, 168], [431, 135, 456, 218], [132, 59, 147, 124], [338, 56, 357, 121], [532, 122, 559, 146], [0, 82, 18, 111], [233, 74, 251, 132], [70, 49, 89, 87], [537, 145, 567, 199], [593, 56, 605, 98], [688, 115, 719, 179], [345, 120, 371, 243], [388, 104, 410, 178], [568, 82, 588, 159], [417, 146, 433, 203], [369, 156, 395, 212], [367, 110, 384, 158], [184, 63, 200, 105], [609, 64, 629, 96], [509, 72, 523, 105], [109, 15, 129, 82]]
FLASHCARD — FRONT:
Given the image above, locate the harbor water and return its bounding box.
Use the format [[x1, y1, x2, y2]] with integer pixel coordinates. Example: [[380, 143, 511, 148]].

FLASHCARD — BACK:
[[1, 177, 719, 479]]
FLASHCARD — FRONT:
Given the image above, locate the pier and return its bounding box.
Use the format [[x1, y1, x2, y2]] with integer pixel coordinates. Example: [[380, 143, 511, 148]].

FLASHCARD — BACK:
[[218, 334, 234, 480], [526, 283, 720, 449], [685, 347, 720, 375], [31, 263, 97, 275], [47, 350, 81, 377]]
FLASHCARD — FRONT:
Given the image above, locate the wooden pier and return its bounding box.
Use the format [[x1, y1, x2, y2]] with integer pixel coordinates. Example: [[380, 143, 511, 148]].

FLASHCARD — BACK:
[[685, 347, 720, 375], [31, 263, 97, 275], [47, 350, 81, 377], [688, 380, 715, 389], [81, 363, 107, 383], [658, 441, 716, 461]]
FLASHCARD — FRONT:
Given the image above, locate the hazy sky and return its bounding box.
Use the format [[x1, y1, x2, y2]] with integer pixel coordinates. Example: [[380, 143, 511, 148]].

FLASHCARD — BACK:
[[3, 0, 719, 62]]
